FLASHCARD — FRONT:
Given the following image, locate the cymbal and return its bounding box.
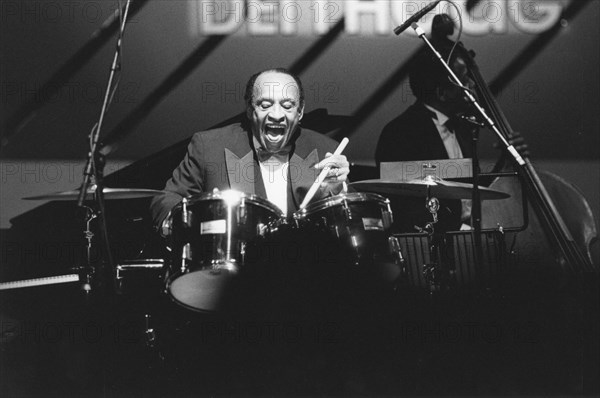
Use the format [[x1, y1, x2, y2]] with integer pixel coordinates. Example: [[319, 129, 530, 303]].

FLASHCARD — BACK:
[[24, 187, 165, 201], [349, 178, 510, 200]]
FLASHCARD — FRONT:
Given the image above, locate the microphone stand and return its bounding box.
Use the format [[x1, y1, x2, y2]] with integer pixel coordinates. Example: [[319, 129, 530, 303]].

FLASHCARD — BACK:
[[76, 0, 132, 297], [463, 116, 486, 274], [409, 22, 526, 165], [408, 22, 527, 270]]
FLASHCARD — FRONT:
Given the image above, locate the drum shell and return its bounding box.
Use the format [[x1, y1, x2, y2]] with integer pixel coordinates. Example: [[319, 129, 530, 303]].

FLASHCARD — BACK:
[[171, 194, 282, 269], [293, 193, 401, 284], [166, 191, 284, 312]]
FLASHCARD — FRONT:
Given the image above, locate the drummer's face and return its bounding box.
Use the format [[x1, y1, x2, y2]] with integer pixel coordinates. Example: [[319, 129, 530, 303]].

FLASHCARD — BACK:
[[247, 71, 304, 153]]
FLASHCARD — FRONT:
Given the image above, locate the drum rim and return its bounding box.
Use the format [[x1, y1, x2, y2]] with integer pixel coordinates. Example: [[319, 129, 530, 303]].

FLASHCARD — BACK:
[[177, 190, 284, 216], [295, 192, 390, 216]]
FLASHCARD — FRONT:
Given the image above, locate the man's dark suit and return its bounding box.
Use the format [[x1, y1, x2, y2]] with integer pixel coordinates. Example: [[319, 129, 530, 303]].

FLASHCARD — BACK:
[[375, 102, 472, 232], [376, 102, 472, 163], [150, 122, 340, 225]]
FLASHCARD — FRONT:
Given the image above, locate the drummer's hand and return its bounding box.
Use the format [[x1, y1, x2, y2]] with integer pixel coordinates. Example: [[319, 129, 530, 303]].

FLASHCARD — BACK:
[[314, 152, 350, 186], [159, 211, 173, 237]]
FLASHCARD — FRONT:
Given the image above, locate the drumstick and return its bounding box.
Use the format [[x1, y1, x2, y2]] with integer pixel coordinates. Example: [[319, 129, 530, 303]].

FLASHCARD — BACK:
[[300, 137, 349, 210]]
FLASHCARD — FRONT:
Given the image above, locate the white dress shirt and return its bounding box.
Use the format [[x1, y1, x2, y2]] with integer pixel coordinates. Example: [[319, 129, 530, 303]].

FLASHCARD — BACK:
[[258, 155, 289, 215], [424, 104, 464, 159]]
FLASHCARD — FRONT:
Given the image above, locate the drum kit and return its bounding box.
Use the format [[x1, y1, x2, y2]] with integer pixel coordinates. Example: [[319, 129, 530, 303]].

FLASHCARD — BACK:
[[6, 176, 510, 308], [0, 172, 513, 390]]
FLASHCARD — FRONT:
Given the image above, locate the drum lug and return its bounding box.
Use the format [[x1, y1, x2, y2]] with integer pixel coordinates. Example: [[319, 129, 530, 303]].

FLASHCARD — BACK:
[[181, 197, 192, 227], [239, 241, 246, 263], [238, 198, 247, 224], [343, 199, 352, 221], [334, 224, 341, 239], [181, 243, 191, 273], [382, 210, 394, 230]]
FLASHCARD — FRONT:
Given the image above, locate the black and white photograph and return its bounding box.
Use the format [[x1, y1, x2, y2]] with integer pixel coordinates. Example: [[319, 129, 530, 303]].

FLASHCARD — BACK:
[[1, 0, 599, 396]]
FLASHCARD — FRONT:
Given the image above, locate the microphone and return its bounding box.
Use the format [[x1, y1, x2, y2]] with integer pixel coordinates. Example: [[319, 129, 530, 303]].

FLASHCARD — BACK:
[[394, 0, 443, 35]]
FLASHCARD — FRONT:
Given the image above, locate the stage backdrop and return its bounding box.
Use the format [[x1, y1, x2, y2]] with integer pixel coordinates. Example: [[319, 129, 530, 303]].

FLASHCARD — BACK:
[[1, 0, 599, 237]]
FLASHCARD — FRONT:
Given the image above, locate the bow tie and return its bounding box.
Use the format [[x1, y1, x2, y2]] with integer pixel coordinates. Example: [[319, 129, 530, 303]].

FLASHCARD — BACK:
[[256, 145, 292, 162]]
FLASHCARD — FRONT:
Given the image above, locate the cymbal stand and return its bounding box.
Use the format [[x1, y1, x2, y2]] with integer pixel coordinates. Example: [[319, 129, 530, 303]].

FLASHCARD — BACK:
[[421, 184, 443, 296], [78, 205, 98, 295], [463, 115, 487, 277], [74, 0, 132, 298]]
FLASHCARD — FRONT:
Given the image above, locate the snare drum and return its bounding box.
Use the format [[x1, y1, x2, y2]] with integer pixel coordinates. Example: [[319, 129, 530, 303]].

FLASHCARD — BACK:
[[167, 190, 284, 312], [294, 192, 402, 284]]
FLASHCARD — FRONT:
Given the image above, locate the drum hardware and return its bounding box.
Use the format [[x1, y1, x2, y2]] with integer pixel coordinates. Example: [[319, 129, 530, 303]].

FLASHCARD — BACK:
[[225, 202, 234, 264], [421, 235, 445, 295], [422, 177, 445, 294], [14, 183, 164, 295], [24, 185, 166, 296], [238, 197, 247, 223], [382, 208, 394, 230], [239, 241, 246, 264], [181, 243, 192, 273], [423, 262, 441, 293], [64, 203, 102, 295], [351, 165, 512, 294], [79, 205, 98, 294], [181, 197, 191, 227], [115, 259, 164, 295], [256, 223, 268, 237], [144, 314, 156, 349], [342, 198, 353, 221], [388, 236, 405, 267]]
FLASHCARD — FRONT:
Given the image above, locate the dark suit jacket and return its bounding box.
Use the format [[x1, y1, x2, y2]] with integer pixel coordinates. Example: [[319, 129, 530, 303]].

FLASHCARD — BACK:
[[375, 102, 472, 164], [375, 102, 473, 232], [150, 122, 340, 225]]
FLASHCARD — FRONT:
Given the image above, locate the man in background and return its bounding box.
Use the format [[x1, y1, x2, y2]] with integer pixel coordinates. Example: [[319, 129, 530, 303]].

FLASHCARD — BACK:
[[376, 41, 476, 232]]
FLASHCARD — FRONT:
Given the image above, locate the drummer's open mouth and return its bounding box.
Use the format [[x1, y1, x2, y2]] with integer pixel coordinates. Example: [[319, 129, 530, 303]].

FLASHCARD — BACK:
[[265, 124, 286, 141]]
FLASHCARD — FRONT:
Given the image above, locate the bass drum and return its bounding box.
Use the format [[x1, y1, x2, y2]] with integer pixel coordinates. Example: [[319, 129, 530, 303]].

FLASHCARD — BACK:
[[166, 190, 284, 312]]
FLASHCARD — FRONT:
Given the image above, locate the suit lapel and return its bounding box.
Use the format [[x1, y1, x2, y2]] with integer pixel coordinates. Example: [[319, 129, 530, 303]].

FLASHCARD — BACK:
[[288, 149, 320, 211], [455, 126, 473, 158], [224, 148, 258, 195], [425, 121, 451, 159], [415, 104, 450, 160]]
